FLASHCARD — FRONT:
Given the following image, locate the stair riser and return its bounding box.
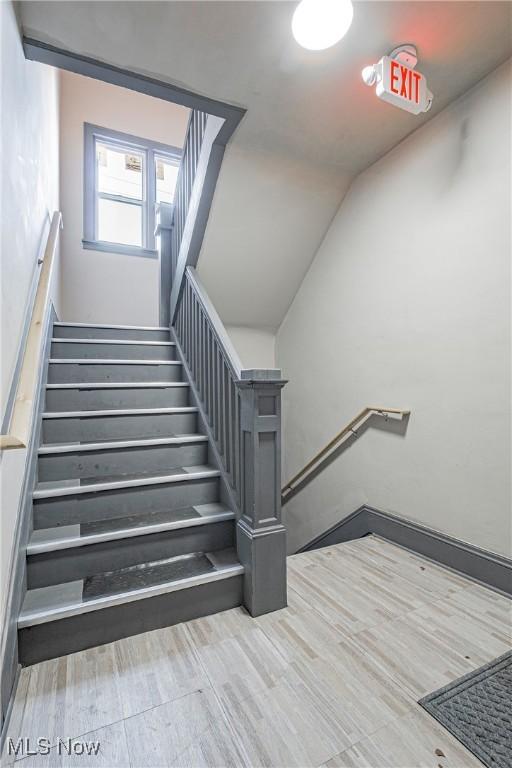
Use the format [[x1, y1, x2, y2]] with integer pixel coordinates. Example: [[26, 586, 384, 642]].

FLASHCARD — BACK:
[[45, 386, 190, 411], [33, 476, 219, 528], [27, 522, 235, 589], [38, 442, 208, 481], [51, 341, 177, 361], [53, 326, 170, 341], [48, 362, 183, 384], [42, 412, 197, 443], [18, 575, 243, 665]]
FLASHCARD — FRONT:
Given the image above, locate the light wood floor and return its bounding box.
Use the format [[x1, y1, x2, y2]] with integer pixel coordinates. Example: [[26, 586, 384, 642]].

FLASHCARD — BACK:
[[3, 536, 511, 767]]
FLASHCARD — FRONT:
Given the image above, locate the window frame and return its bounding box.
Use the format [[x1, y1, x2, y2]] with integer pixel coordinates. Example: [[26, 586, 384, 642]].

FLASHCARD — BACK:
[[83, 123, 181, 259]]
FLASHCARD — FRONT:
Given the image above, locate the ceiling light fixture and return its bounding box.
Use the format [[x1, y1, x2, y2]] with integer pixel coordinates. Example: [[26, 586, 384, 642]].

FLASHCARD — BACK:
[[292, 0, 354, 51]]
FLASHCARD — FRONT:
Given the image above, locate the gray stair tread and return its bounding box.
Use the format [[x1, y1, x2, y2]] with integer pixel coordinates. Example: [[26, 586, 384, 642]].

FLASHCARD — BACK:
[[28, 503, 236, 554], [33, 465, 220, 498], [38, 434, 207, 454], [42, 407, 196, 419], [49, 359, 182, 365], [19, 548, 243, 627], [46, 382, 189, 389], [52, 338, 176, 346], [54, 322, 169, 331]]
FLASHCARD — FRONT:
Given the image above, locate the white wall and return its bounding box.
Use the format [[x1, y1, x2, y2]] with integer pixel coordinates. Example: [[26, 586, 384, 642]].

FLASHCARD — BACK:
[[0, 1, 60, 629], [277, 62, 511, 557], [226, 326, 276, 370], [59, 71, 189, 326]]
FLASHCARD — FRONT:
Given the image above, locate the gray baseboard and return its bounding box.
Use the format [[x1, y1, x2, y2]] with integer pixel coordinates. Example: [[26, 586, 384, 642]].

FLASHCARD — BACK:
[[0, 305, 56, 750], [297, 505, 512, 597]]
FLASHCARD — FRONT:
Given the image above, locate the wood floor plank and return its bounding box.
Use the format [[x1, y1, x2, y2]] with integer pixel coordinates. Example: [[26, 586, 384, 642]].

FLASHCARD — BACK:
[[184, 606, 255, 649], [255, 603, 348, 663], [404, 589, 512, 666], [219, 669, 358, 767], [1, 667, 31, 767], [321, 707, 483, 768], [288, 561, 403, 634], [122, 688, 245, 768], [348, 537, 471, 596], [190, 625, 289, 709], [113, 622, 210, 718], [352, 616, 484, 699], [17, 644, 124, 748]]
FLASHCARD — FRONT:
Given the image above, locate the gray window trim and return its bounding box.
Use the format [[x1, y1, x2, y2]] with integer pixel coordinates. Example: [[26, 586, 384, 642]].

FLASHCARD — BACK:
[[83, 123, 181, 258]]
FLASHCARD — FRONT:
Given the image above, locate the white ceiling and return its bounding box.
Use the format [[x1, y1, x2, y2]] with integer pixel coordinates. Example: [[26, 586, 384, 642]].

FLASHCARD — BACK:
[[21, 1, 512, 174], [21, 1, 512, 328]]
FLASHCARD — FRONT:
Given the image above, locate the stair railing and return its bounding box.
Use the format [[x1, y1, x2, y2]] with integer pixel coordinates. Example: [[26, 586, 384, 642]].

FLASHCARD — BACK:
[[171, 110, 208, 282], [173, 266, 287, 616], [281, 406, 410, 504], [166, 109, 227, 325], [0, 211, 62, 450]]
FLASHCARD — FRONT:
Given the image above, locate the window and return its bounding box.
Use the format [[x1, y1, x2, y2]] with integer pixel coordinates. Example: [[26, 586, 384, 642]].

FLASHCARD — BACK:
[[83, 124, 181, 258]]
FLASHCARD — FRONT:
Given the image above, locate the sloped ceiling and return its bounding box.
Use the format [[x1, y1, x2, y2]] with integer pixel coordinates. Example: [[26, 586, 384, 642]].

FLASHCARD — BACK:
[[20, 1, 512, 328]]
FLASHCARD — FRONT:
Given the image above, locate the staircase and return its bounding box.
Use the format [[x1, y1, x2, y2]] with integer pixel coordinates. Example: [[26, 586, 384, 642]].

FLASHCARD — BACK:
[[18, 321, 244, 665], [9, 109, 287, 670]]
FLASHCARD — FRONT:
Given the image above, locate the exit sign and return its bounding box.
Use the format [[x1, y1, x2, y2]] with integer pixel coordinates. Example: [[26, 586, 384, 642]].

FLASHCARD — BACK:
[[376, 56, 432, 115]]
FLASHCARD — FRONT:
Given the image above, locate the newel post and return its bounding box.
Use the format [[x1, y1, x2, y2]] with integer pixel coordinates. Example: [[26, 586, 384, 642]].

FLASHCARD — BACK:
[[155, 202, 174, 327], [236, 370, 287, 616]]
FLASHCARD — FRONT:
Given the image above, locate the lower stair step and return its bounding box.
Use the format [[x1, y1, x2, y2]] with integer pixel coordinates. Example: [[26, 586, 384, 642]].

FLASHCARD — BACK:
[[50, 339, 177, 361], [38, 434, 209, 481], [41, 407, 198, 443], [20, 548, 242, 627], [48, 359, 183, 384], [26, 503, 237, 589], [45, 382, 190, 411], [18, 549, 244, 664], [53, 322, 170, 341], [28, 502, 235, 554], [32, 466, 221, 528]]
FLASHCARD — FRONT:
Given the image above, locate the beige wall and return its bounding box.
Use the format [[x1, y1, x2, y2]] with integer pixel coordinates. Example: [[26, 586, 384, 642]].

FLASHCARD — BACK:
[[277, 61, 511, 557], [226, 326, 276, 370], [198, 143, 351, 330], [59, 71, 189, 326], [0, 2, 60, 630]]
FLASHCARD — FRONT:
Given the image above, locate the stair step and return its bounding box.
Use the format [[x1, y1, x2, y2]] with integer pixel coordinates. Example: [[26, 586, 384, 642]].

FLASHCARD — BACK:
[[53, 322, 170, 341], [27, 503, 235, 554], [48, 359, 183, 384], [19, 548, 243, 628], [33, 465, 220, 499], [41, 407, 198, 443], [52, 338, 175, 346], [46, 381, 189, 388], [37, 434, 209, 482], [45, 382, 191, 413], [51, 339, 177, 361], [38, 434, 207, 454], [42, 406, 197, 418], [33, 465, 220, 529]]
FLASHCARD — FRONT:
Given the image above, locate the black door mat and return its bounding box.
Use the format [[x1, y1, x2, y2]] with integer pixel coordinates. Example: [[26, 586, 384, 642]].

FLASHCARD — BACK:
[[419, 650, 512, 768]]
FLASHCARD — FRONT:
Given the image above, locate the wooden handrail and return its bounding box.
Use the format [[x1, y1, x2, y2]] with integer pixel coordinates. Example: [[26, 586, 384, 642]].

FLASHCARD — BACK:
[[281, 407, 410, 499], [0, 211, 62, 450]]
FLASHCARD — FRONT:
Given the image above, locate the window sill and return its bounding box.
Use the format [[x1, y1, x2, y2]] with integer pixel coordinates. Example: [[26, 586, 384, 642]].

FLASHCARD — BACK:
[[82, 239, 158, 259]]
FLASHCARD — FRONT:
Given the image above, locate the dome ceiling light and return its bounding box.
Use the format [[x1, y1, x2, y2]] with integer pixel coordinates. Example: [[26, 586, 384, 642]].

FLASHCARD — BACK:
[[292, 0, 354, 51]]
